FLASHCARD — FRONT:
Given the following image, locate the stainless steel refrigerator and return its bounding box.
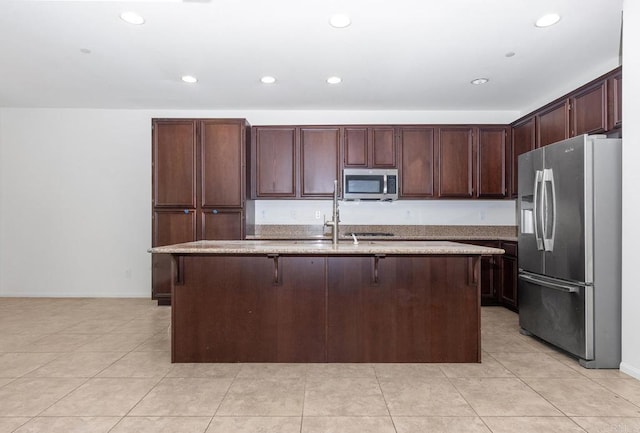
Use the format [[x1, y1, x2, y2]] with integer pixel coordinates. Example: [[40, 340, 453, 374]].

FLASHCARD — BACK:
[[517, 134, 622, 368]]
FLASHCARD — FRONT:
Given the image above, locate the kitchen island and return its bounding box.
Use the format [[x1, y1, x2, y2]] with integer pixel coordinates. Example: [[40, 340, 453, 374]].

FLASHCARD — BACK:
[[150, 240, 503, 363]]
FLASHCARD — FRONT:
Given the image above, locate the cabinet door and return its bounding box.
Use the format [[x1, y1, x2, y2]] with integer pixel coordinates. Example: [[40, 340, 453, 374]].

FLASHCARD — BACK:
[[343, 127, 368, 167], [570, 81, 607, 136], [152, 209, 197, 304], [300, 127, 340, 197], [438, 127, 474, 198], [501, 255, 518, 312], [608, 70, 622, 130], [536, 100, 569, 147], [152, 120, 197, 208], [253, 127, 296, 197], [371, 127, 396, 167], [477, 127, 508, 198], [510, 117, 536, 198], [200, 209, 244, 240], [200, 120, 245, 207], [398, 127, 435, 198]]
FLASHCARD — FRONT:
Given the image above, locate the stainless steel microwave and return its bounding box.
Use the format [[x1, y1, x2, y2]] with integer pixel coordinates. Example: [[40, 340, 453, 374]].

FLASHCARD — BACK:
[[343, 168, 398, 201]]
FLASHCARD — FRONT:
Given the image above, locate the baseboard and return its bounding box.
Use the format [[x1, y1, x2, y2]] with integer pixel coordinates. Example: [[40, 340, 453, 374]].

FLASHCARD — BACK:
[[619, 361, 640, 380]]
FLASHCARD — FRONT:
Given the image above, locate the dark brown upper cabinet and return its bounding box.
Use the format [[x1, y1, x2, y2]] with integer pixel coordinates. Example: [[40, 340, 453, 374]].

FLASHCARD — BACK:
[[510, 117, 536, 199], [252, 127, 297, 198], [608, 69, 622, 130], [437, 127, 474, 198], [152, 120, 197, 208], [477, 127, 509, 199], [398, 127, 436, 198], [536, 100, 570, 148], [570, 80, 608, 136], [251, 126, 340, 199], [300, 127, 341, 197], [343, 126, 396, 168]]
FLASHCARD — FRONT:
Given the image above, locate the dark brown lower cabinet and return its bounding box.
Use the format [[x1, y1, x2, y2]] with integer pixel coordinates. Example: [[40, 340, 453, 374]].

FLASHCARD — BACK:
[[465, 241, 500, 306], [464, 240, 518, 310], [170, 254, 481, 363], [500, 241, 518, 312]]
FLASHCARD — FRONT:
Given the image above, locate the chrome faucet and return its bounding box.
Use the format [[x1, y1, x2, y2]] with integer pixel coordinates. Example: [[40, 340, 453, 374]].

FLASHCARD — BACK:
[[324, 179, 340, 245]]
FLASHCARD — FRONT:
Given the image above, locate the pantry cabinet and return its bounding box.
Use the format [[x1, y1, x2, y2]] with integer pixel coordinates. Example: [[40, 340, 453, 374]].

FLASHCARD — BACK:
[[152, 118, 249, 305]]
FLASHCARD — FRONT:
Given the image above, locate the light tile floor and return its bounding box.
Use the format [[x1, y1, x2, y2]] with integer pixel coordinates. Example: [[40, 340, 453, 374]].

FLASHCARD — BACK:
[[1, 298, 639, 433]]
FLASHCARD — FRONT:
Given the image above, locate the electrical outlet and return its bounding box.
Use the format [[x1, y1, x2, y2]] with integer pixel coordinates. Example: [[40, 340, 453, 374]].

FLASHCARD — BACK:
[[315, 211, 321, 219]]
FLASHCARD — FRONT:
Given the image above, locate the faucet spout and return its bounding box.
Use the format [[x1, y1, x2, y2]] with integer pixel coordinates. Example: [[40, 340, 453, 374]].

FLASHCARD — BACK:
[[324, 179, 340, 245]]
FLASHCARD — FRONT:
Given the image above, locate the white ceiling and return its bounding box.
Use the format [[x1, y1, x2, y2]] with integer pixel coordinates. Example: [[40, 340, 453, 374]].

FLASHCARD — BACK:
[[0, 0, 623, 112]]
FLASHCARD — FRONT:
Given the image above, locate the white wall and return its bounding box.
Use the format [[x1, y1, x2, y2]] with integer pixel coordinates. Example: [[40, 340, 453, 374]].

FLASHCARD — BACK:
[[255, 200, 516, 226], [620, 0, 640, 379], [0, 109, 152, 297]]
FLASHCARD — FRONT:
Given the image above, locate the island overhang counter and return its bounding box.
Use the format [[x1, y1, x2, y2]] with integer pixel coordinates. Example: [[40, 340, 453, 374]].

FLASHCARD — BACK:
[[150, 240, 504, 364]]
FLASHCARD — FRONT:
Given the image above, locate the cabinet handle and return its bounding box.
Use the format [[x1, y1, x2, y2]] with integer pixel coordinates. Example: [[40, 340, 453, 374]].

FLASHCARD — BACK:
[[183, 209, 189, 214], [268, 254, 280, 285], [212, 209, 218, 214]]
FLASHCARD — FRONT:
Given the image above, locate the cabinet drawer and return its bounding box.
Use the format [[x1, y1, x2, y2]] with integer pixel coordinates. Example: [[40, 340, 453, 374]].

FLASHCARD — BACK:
[[502, 241, 517, 257]]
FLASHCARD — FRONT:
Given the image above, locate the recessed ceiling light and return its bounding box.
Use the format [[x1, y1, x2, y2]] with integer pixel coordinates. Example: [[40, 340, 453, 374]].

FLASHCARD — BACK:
[[329, 14, 351, 28], [181, 75, 198, 84], [535, 13, 561, 28], [327, 76, 342, 84], [470, 78, 489, 85], [120, 11, 145, 25], [261, 76, 276, 84]]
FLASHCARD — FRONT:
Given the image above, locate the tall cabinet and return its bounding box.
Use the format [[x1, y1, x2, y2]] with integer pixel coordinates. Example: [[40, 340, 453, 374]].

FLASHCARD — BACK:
[[152, 118, 249, 305]]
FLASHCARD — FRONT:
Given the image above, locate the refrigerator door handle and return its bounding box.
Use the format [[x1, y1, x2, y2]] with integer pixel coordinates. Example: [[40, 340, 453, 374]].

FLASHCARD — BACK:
[[519, 272, 580, 293], [533, 170, 544, 250], [543, 168, 556, 251]]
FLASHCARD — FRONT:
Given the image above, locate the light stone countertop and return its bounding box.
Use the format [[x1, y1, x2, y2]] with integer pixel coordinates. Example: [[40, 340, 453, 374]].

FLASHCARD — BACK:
[[246, 225, 518, 242], [149, 240, 504, 255]]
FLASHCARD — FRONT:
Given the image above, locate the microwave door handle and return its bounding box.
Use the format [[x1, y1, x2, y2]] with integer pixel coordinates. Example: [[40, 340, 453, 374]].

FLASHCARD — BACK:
[[383, 174, 388, 195], [533, 170, 544, 251], [543, 169, 556, 251]]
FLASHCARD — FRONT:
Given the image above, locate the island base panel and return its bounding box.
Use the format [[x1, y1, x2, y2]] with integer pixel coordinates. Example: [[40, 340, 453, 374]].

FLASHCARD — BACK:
[[172, 254, 480, 363]]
